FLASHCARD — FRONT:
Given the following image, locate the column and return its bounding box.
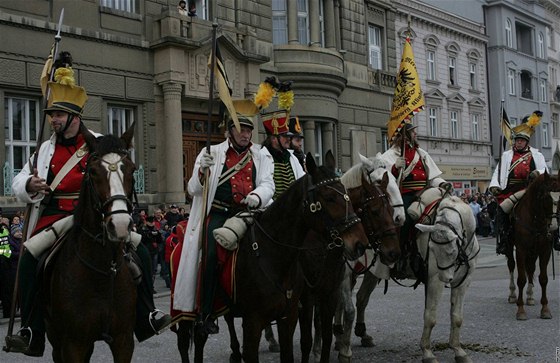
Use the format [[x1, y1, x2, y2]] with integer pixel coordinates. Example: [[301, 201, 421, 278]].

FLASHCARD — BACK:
[[334, 0, 341, 50], [162, 82, 185, 204], [309, 0, 320, 47], [287, 0, 299, 44], [303, 120, 316, 161], [324, 0, 336, 49], [322, 122, 334, 157]]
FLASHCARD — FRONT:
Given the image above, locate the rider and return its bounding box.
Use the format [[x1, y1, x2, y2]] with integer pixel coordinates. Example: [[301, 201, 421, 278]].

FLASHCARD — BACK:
[[288, 116, 306, 171], [489, 111, 547, 255], [381, 121, 451, 279], [172, 110, 275, 335], [6, 79, 171, 357], [261, 111, 306, 200]]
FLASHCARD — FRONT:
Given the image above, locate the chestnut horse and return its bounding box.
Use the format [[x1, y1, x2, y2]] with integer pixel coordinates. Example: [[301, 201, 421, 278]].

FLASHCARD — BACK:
[[44, 125, 137, 362], [505, 171, 559, 320], [174, 151, 368, 362]]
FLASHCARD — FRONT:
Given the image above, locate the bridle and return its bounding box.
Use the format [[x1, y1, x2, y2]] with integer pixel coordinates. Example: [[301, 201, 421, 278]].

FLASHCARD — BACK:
[[426, 206, 480, 288]]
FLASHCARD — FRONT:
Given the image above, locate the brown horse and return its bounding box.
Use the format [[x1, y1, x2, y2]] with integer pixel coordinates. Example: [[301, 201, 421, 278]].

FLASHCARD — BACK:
[[174, 150, 368, 362], [505, 170, 559, 320], [44, 125, 137, 362], [298, 169, 400, 363]]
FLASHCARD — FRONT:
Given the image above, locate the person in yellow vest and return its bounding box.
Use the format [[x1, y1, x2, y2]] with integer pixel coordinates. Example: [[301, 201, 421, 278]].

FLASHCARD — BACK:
[[6, 77, 170, 357], [0, 223, 18, 319], [489, 111, 547, 255]]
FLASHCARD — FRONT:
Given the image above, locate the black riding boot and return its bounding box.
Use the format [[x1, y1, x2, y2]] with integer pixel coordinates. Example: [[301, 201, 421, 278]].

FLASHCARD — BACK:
[[495, 207, 509, 255], [553, 230, 560, 251]]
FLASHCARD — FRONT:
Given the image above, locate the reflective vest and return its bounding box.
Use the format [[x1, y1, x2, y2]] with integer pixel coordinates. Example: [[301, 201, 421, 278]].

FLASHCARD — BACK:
[[0, 227, 11, 258]]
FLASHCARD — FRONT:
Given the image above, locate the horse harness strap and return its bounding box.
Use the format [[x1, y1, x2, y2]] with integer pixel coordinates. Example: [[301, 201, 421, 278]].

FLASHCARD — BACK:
[[217, 151, 252, 187]]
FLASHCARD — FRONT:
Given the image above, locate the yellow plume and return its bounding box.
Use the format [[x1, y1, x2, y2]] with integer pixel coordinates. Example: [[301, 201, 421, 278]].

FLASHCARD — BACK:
[[54, 67, 76, 87], [278, 90, 294, 111], [527, 111, 543, 127], [254, 81, 275, 110]]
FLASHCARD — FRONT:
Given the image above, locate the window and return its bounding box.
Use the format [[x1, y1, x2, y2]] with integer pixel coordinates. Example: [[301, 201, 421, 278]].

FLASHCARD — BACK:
[[450, 111, 459, 139], [368, 25, 382, 70], [548, 26, 554, 49], [538, 32, 545, 58], [108, 106, 135, 161], [553, 113, 559, 138], [542, 122, 549, 147], [4, 97, 39, 171], [448, 57, 456, 86], [429, 108, 438, 137], [469, 63, 477, 90], [505, 18, 513, 47], [427, 50, 436, 81], [297, 0, 309, 45], [100, 0, 135, 12], [272, 0, 287, 44], [508, 68, 516, 95], [516, 22, 533, 55], [471, 113, 480, 141], [520, 70, 532, 99], [540, 79, 547, 102], [381, 130, 389, 153]]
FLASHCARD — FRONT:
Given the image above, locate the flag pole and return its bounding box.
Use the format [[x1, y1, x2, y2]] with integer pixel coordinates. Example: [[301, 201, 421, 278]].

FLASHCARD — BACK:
[[4, 9, 65, 346]]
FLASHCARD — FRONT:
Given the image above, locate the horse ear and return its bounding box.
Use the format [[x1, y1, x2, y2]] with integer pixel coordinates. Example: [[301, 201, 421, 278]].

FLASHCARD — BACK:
[[359, 153, 372, 168], [306, 152, 317, 174], [324, 150, 336, 172], [80, 123, 98, 152], [380, 170, 389, 189], [121, 122, 136, 150]]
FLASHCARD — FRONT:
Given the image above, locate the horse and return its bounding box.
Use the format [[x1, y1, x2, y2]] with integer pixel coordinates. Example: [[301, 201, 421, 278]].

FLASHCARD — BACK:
[[174, 150, 369, 363], [43, 125, 137, 362], [298, 158, 401, 363], [504, 171, 559, 320]]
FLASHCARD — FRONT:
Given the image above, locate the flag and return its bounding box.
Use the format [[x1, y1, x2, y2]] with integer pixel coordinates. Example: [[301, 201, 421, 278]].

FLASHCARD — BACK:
[[386, 37, 425, 143], [500, 106, 512, 149], [40, 44, 55, 97], [209, 43, 240, 132]]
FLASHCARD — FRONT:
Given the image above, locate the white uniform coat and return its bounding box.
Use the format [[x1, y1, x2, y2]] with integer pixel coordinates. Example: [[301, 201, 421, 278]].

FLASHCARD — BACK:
[[381, 145, 446, 188], [489, 147, 548, 190], [173, 140, 275, 312], [260, 148, 306, 206], [12, 130, 102, 240]]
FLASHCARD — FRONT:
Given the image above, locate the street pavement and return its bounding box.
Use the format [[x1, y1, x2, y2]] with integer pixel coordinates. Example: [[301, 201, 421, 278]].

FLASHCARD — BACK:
[[1, 235, 559, 362]]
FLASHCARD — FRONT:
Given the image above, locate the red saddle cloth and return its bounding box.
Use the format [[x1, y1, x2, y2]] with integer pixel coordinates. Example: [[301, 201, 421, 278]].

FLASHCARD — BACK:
[[169, 220, 237, 322]]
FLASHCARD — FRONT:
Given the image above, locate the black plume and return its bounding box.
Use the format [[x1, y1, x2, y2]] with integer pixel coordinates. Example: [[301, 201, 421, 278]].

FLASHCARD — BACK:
[[264, 76, 279, 89], [277, 80, 293, 92], [54, 51, 73, 69]]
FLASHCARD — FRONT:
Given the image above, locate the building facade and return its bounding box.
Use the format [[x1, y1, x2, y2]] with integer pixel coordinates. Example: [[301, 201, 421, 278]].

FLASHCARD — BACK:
[[393, 0, 492, 195]]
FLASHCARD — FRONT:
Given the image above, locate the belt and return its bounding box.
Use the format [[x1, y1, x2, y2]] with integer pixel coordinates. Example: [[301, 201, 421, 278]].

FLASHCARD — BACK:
[[52, 192, 80, 200], [211, 199, 232, 212]]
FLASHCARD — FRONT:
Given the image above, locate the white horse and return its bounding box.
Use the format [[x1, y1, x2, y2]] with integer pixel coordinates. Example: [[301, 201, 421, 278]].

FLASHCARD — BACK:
[[415, 195, 479, 363], [332, 153, 404, 362]]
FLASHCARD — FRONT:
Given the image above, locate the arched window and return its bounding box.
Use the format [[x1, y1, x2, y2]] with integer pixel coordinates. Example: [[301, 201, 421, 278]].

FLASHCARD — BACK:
[[505, 18, 513, 47], [538, 32, 545, 58]]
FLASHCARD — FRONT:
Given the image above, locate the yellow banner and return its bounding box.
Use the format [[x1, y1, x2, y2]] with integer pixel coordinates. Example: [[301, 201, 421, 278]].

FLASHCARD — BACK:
[[387, 37, 425, 142]]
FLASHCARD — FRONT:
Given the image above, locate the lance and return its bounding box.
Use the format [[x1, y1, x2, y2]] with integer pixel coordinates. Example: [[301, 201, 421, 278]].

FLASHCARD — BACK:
[[4, 8, 65, 346], [195, 22, 218, 316], [495, 100, 505, 249]]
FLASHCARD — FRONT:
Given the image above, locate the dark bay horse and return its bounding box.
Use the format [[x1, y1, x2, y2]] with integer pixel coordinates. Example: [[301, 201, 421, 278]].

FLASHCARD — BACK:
[[175, 150, 369, 362], [298, 167, 400, 363], [505, 171, 559, 320], [44, 125, 137, 362]]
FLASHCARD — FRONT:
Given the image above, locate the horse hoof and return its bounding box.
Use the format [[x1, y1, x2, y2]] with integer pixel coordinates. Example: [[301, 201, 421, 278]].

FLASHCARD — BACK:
[[354, 323, 366, 337], [526, 298, 535, 306], [455, 355, 473, 363], [229, 353, 242, 363], [360, 335, 374, 348], [508, 296, 517, 304], [422, 358, 438, 363], [516, 312, 528, 320], [338, 352, 352, 363], [541, 311, 552, 319], [268, 342, 280, 353]]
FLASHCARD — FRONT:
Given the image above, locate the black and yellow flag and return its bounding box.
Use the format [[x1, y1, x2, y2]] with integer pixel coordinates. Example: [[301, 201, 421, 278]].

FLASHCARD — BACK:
[[387, 37, 425, 143], [209, 43, 240, 132], [500, 106, 512, 149]]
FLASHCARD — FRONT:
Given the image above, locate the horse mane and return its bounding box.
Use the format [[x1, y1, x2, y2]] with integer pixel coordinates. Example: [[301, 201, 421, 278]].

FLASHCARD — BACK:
[[341, 154, 386, 188], [94, 134, 128, 157]]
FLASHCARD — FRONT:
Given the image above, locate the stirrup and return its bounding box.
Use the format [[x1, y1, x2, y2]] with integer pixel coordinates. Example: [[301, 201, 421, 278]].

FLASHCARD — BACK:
[[149, 309, 171, 335]]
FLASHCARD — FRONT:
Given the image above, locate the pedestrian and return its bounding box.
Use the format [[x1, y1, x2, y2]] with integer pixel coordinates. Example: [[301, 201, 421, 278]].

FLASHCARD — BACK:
[[173, 109, 274, 335], [489, 111, 547, 254], [0, 223, 19, 319]]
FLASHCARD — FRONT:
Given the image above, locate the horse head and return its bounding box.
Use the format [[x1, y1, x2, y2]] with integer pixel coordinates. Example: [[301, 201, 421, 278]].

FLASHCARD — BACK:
[[356, 171, 400, 266], [359, 153, 405, 226], [416, 196, 478, 284], [80, 123, 136, 242], [305, 150, 368, 260]]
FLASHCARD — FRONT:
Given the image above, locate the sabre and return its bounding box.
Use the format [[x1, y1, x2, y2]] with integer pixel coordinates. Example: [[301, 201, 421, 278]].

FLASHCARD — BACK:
[[4, 8, 65, 349]]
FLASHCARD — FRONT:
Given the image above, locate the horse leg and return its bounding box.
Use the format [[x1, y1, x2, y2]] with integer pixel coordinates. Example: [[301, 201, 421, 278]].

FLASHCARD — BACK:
[[449, 282, 473, 363], [506, 247, 517, 303], [525, 255, 536, 306], [538, 248, 552, 319], [109, 334, 135, 363], [60, 340, 94, 363], [337, 271, 355, 363], [264, 324, 280, 352], [224, 313, 242, 363], [277, 307, 298, 363], [193, 325, 208, 363], [298, 289, 314, 363], [420, 275, 444, 363], [175, 321, 191, 363], [515, 247, 528, 320], [241, 316, 264, 363], [318, 292, 338, 363], [312, 306, 322, 362], [355, 272, 379, 347]]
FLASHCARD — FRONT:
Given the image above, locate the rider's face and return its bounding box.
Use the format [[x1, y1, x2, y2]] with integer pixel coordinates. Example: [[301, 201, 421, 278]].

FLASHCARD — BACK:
[[230, 126, 253, 148], [514, 138, 528, 151]]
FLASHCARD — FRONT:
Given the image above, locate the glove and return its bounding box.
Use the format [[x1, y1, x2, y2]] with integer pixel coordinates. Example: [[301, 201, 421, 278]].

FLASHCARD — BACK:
[[489, 186, 502, 196], [242, 193, 261, 209], [439, 182, 453, 192], [528, 170, 540, 181], [394, 157, 406, 169], [200, 153, 215, 171]]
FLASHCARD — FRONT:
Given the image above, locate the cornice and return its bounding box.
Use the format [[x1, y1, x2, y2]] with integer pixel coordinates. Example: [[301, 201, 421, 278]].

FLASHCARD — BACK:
[[538, 0, 560, 16]]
